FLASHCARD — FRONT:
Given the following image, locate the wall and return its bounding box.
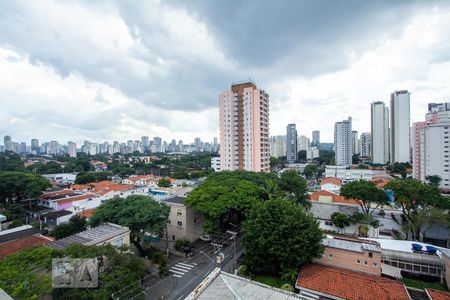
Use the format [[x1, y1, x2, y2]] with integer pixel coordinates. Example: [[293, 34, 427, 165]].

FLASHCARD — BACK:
[[316, 246, 381, 276]]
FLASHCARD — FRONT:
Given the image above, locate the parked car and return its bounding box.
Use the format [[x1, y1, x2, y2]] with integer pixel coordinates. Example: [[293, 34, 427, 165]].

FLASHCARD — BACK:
[[200, 234, 212, 242]]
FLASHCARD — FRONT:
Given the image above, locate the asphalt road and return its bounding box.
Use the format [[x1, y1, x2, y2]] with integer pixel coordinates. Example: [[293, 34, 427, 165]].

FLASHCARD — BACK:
[[111, 236, 243, 300]]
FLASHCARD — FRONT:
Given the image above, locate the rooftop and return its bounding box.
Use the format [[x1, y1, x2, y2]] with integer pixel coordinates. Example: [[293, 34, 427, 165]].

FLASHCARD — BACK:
[[47, 223, 129, 250], [164, 196, 186, 204], [320, 177, 342, 186], [0, 235, 54, 259], [426, 289, 450, 300], [42, 209, 73, 219], [0, 226, 43, 244], [322, 237, 381, 253], [296, 263, 410, 300], [309, 190, 359, 205], [188, 268, 302, 300]]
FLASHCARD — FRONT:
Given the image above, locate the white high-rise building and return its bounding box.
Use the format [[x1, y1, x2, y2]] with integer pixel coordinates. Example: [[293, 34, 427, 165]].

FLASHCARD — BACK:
[[298, 135, 310, 151], [413, 102, 450, 191], [270, 136, 286, 158], [219, 81, 270, 172], [371, 101, 390, 164], [390, 90, 411, 163], [334, 117, 352, 166], [67, 141, 77, 158]]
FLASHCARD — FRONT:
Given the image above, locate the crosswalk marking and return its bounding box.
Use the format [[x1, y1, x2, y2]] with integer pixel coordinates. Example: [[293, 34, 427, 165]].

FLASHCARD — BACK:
[[169, 262, 195, 278], [178, 262, 195, 268], [192, 263, 197, 266]]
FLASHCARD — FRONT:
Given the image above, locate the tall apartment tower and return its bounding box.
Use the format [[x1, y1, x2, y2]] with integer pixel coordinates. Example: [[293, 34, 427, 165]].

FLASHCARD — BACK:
[[312, 130, 320, 147], [334, 117, 352, 166], [219, 81, 270, 172], [286, 124, 297, 163], [67, 141, 77, 158], [413, 102, 450, 191], [360, 132, 372, 157], [390, 91, 411, 163], [371, 101, 390, 164], [352, 130, 359, 155]]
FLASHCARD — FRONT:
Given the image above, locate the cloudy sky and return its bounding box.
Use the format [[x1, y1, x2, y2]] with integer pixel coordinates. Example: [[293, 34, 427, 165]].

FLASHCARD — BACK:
[[1, 0, 450, 145]]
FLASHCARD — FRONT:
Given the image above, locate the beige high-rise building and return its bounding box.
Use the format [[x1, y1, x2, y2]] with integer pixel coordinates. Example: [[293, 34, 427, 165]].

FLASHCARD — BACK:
[[219, 81, 270, 172]]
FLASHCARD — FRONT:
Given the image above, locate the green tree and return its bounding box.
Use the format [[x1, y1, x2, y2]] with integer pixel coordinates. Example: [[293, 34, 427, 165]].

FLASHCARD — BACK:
[[340, 180, 389, 215], [386, 179, 449, 241], [90, 195, 170, 254], [303, 164, 317, 179], [75, 171, 111, 184], [0, 171, 51, 204], [186, 171, 274, 231], [297, 150, 307, 162], [278, 170, 310, 208], [157, 178, 171, 188], [331, 212, 351, 232], [50, 215, 87, 240], [243, 198, 324, 275], [0, 151, 26, 171], [426, 175, 442, 188], [0, 246, 57, 299]]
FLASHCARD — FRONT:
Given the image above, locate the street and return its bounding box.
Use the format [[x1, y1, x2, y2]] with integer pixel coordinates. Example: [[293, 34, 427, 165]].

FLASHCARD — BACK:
[[112, 235, 243, 300]]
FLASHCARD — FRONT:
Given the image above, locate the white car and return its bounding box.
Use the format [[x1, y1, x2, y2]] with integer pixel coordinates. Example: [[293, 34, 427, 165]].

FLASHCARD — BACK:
[[200, 234, 212, 242]]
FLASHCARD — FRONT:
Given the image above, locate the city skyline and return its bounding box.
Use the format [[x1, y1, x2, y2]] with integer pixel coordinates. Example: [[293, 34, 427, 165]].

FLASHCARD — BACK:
[[1, 1, 450, 143]]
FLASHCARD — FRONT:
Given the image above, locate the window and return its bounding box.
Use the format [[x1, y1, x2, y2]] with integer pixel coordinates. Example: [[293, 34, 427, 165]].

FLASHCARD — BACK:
[[114, 238, 123, 247], [177, 209, 182, 216], [325, 221, 333, 226], [177, 221, 183, 227], [368, 252, 373, 258], [373, 263, 378, 268], [356, 260, 361, 264], [363, 261, 368, 266], [172, 235, 175, 241]]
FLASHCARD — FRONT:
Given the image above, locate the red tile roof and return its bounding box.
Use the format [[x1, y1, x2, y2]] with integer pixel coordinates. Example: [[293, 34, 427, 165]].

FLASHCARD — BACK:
[[320, 177, 342, 186], [0, 235, 54, 259], [427, 289, 450, 300], [125, 175, 154, 182], [92, 184, 134, 196], [297, 264, 410, 300], [371, 178, 391, 188], [40, 189, 74, 199], [77, 208, 96, 218], [70, 184, 91, 190], [309, 190, 359, 205], [90, 180, 116, 187]]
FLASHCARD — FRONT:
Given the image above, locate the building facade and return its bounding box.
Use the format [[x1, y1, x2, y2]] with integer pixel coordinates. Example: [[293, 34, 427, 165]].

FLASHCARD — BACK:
[[312, 130, 320, 147], [371, 101, 390, 164], [219, 81, 270, 172], [360, 132, 372, 157], [413, 103, 450, 191], [334, 117, 352, 166], [390, 90, 411, 163], [286, 124, 297, 163]]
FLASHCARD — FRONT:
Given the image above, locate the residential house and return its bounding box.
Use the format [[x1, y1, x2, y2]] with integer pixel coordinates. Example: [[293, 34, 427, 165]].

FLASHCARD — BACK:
[[0, 225, 54, 259], [42, 210, 73, 227], [320, 177, 342, 193], [47, 223, 130, 250], [163, 196, 204, 251], [121, 175, 155, 186], [296, 263, 410, 300], [318, 237, 382, 276]]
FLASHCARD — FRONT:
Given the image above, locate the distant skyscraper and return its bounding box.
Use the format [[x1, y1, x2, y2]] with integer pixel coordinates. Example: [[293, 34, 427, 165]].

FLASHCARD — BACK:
[[141, 136, 149, 150], [371, 101, 390, 164], [298, 135, 310, 151], [352, 130, 359, 155], [360, 132, 372, 157], [334, 117, 352, 165], [390, 90, 411, 163], [270, 135, 286, 158], [286, 124, 297, 163], [68, 141, 77, 157], [219, 81, 270, 172], [4, 135, 11, 151], [31, 139, 39, 154], [312, 130, 320, 147]]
